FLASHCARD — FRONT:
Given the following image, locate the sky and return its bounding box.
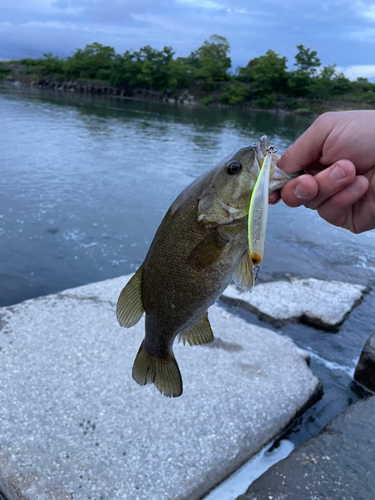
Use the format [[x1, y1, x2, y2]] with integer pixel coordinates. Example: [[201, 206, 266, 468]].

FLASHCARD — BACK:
[[1, 0, 375, 80]]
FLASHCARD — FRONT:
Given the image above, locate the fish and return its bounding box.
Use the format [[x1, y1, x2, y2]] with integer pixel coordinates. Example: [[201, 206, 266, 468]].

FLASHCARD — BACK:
[[116, 135, 294, 398]]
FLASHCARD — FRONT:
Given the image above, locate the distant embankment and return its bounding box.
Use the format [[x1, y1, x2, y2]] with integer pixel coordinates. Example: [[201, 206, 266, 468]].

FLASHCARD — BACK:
[[36, 77, 195, 104], [1, 62, 373, 115], [0, 63, 196, 104]]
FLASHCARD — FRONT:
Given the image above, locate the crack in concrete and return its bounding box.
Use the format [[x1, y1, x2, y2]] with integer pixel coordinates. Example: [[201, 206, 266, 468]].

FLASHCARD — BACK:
[[0, 314, 8, 334], [56, 293, 116, 309], [207, 337, 244, 352]]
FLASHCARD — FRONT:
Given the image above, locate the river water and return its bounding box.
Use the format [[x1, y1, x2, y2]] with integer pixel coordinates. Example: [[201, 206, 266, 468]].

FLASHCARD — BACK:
[[1, 85, 375, 497]]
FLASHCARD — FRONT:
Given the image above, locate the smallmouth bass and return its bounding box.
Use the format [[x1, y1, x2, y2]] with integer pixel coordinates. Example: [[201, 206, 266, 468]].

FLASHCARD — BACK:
[[117, 136, 293, 397]]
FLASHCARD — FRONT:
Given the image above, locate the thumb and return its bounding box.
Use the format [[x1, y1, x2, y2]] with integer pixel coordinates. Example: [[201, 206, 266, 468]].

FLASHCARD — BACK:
[[277, 115, 331, 174]]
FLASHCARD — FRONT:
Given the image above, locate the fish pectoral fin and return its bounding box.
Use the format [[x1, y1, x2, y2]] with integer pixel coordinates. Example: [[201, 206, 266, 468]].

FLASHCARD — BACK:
[[132, 341, 183, 398], [116, 265, 145, 328], [186, 228, 229, 270], [178, 312, 214, 346], [234, 251, 254, 292]]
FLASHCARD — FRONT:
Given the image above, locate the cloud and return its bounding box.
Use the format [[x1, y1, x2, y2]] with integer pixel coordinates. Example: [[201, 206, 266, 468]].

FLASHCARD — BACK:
[[348, 27, 375, 42], [19, 20, 78, 29], [337, 64, 375, 81], [1, 0, 375, 70], [355, 1, 375, 21], [176, 0, 223, 9]]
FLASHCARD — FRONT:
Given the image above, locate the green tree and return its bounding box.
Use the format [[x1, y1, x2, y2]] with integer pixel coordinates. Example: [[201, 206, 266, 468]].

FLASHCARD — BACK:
[[65, 43, 115, 81], [294, 44, 321, 75], [135, 45, 175, 91], [167, 57, 193, 92], [351, 77, 375, 103], [331, 72, 352, 95], [219, 81, 250, 105], [110, 50, 142, 89], [288, 45, 322, 97], [237, 50, 288, 98], [190, 35, 231, 90], [309, 64, 336, 98], [352, 77, 374, 94], [308, 64, 352, 100], [110, 46, 191, 93], [0, 65, 10, 82], [39, 53, 65, 76]]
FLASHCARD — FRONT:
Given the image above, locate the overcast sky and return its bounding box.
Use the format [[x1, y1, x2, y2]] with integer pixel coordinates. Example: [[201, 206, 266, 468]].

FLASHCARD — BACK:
[[1, 0, 375, 80]]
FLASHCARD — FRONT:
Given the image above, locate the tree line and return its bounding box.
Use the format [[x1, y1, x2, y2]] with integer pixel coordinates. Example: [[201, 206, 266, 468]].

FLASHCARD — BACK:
[[5, 35, 375, 110]]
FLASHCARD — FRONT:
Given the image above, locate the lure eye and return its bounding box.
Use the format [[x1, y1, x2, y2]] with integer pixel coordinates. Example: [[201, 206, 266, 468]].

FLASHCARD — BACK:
[[226, 161, 242, 175]]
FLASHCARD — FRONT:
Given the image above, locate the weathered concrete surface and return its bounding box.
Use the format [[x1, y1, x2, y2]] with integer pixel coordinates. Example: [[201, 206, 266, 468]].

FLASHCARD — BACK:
[[222, 278, 366, 330], [236, 396, 375, 500], [0, 275, 321, 500], [354, 332, 375, 392]]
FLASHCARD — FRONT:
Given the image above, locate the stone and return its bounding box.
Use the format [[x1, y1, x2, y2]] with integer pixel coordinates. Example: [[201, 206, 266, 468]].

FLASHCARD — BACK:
[[0, 275, 321, 500], [354, 332, 375, 392], [221, 278, 366, 330], [236, 396, 375, 500]]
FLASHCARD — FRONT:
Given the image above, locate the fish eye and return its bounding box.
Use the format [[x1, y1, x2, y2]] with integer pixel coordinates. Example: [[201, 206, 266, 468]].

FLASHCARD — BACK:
[[226, 161, 242, 175]]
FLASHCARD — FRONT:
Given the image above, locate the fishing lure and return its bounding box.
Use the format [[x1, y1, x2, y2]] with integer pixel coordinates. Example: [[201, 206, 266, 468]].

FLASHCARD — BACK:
[[248, 146, 275, 266]]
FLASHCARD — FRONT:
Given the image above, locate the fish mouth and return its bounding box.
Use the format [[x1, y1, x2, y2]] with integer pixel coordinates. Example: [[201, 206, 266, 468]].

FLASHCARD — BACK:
[[251, 135, 292, 192], [253, 135, 280, 172]]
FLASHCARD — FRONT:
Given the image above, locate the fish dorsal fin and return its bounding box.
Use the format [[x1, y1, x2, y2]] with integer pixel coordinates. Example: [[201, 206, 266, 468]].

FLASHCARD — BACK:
[[116, 265, 145, 328], [234, 251, 254, 292], [186, 228, 229, 270], [178, 312, 214, 346]]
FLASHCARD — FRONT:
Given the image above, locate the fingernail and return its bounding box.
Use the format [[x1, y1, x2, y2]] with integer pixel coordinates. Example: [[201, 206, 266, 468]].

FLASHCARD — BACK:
[[330, 164, 346, 182], [349, 178, 362, 193], [294, 183, 309, 199]]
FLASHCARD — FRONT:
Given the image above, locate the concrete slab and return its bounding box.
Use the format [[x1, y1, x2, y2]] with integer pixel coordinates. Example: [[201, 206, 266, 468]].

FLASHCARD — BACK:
[[221, 278, 366, 330], [0, 275, 321, 500], [237, 396, 375, 500]]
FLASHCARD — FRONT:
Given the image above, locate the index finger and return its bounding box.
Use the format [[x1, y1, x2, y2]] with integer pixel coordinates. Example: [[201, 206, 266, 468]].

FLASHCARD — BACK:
[[277, 114, 334, 174]]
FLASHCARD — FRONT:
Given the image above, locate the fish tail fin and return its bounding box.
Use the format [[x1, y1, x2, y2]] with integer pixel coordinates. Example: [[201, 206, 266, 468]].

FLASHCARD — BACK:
[[132, 341, 183, 398]]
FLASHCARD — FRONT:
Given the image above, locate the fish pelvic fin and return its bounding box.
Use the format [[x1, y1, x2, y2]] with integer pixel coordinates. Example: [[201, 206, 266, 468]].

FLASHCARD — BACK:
[[178, 312, 214, 346], [234, 251, 254, 292], [116, 265, 145, 328], [132, 341, 183, 398]]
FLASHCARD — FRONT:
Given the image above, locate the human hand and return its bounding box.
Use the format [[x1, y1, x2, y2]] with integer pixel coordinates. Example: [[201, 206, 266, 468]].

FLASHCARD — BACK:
[[270, 111, 375, 233]]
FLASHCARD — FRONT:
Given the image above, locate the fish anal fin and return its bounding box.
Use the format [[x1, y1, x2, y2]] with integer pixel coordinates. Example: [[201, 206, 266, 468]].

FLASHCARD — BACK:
[[132, 341, 182, 398], [178, 312, 214, 346], [116, 265, 145, 328], [187, 228, 229, 270], [234, 251, 254, 292]]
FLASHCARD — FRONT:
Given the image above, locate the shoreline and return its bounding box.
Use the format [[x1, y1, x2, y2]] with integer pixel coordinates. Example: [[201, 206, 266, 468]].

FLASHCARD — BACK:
[[2, 66, 374, 118], [2, 77, 312, 117]]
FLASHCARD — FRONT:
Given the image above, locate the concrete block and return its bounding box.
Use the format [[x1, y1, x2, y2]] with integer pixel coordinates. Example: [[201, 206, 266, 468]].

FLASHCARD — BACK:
[[222, 278, 366, 330], [0, 275, 322, 500]]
